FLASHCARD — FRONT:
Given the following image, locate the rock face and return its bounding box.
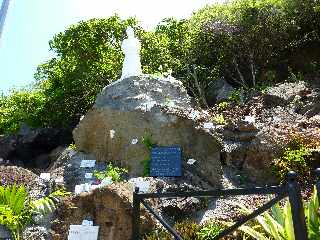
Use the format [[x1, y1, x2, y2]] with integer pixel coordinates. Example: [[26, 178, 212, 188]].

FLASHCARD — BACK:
[[0, 128, 72, 169], [51, 182, 154, 240], [73, 75, 222, 186], [216, 81, 320, 184], [206, 78, 234, 105]]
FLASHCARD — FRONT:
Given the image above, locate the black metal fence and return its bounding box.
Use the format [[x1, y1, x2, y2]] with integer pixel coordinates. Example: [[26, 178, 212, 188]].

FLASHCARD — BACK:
[[131, 170, 320, 240]]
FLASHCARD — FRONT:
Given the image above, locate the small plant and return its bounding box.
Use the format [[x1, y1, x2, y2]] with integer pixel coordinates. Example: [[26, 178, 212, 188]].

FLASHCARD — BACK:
[[288, 67, 304, 82], [93, 163, 128, 182], [228, 89, 242, 104], [211, 114, 226, 125], [197, 222, 222, 239], [238, 187, 320, 240], [273, 139, 312, 182], [0, 184, 69, 240], [140, 134, 156, 177], [143, 220, 202, 240], [217, 101, 229, 111], [68, 143, 77, 150]]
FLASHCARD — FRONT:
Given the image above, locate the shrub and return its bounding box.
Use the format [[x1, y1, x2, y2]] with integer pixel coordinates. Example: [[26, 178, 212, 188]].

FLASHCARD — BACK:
[[0, 89, 47, 133], [188, 0, 320, 88], [0, 184, 69, 240], [93, 163, 128, 182], [272, 138, 314, 183], [197, 222, 222, 239], [238, 187, 320, 240]]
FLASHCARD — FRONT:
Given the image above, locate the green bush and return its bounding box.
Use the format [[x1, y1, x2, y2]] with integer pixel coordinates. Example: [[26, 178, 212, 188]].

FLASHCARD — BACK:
[[238, 187, 320, 240], [93, 163, 128, 182], [1, 0, 320, 133], [0, 89, 47, 133], [197, 222, 222, 239], [188, 0, 320, 88], [272, 139, 313, 183], [0, 184, 69, 240]]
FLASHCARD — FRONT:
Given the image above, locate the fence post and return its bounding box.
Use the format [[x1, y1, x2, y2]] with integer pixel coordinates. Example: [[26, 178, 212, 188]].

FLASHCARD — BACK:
[[132, 187, 141, 240], [287, 171, 308, 240], [314, 168, 320, 203]]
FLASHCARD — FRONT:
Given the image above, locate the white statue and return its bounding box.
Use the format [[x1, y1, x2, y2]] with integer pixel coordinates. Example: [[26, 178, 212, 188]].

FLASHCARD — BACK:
[[121, 27, 142, 79]]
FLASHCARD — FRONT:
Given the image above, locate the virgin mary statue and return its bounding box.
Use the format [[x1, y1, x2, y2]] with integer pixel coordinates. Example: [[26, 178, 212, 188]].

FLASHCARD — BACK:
[[121, 27, 142, 79]]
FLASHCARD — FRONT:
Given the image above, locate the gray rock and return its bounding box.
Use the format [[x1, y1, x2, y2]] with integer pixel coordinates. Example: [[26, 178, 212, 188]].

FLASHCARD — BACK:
[[73, 75, 222, 186], [0, 128, 72, 169], [0, 225, 12, 239], [49, 148, 106, 192], [22, 226, 51, 240], [266, 81, 307, 102], [206, 78, 234, 105]]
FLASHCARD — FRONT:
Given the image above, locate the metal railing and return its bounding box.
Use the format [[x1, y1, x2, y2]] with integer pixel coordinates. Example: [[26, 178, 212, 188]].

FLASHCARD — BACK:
[[132, 171, 311, 240]]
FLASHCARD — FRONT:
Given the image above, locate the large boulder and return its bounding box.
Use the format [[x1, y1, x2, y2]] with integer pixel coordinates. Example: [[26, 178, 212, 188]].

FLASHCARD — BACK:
[[51, 182, 154, 240], [73, 75, 222, 186]]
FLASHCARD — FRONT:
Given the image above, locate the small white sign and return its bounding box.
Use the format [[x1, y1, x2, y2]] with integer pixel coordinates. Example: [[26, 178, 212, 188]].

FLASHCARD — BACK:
[[68, 225, 99, 240], [129, 178, 150, 193], [40, 173, 51, 181], [187, 159, 197, 165], [55, 176, 64, 183], [80, 160, 96, 168], [203, 122, 214, 129], [85, 173, 93, 179]]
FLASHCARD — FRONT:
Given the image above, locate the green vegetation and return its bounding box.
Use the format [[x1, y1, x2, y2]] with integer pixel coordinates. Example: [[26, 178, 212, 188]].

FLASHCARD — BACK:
[[93, 163, 128, 182], [144, 220, 225, 240], [211, 114, 226, 125], [238, 188, 320, 240], [68, 143, 77, 150], [0, 184, 69, 240], [140, 134, 156, 177], [272, 136, 319, 184], [197, 222, 222, 239], [144, 220, 202, 240]]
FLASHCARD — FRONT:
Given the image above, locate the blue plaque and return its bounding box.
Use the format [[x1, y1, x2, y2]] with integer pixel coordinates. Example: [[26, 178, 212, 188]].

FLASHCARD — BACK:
[[150, 146, 182, 177]]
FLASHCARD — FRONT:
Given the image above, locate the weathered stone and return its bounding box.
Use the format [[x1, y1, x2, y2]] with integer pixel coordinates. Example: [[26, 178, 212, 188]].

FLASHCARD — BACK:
[[51, 182, 154, 240], [222, 138, 277, 185], [0, 128, 72, 169], [206, 78, 234, 105], [0, 166, 48, 199], [73, 75, 222, 186], [266, 81, 308, 102], [0, 225, 12, 239]]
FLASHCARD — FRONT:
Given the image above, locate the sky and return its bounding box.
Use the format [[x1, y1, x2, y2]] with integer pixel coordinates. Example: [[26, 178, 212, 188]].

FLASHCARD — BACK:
[[0, 0, 224, 94]]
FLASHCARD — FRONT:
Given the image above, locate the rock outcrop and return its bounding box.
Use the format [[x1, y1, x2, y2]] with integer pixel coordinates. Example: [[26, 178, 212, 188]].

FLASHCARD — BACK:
[[0, 128, 72, 169], [215, 81, 320, 184], [73, 75, 222, 186], [51, 182, 154, 240]]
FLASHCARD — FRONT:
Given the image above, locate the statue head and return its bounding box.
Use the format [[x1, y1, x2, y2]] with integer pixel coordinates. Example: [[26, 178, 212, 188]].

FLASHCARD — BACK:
[[126, 26, 135, 38]]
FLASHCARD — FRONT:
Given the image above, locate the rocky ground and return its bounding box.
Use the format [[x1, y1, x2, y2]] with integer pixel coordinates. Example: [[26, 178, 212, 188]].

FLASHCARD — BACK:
[[0, 78, 319, 239], [208, 80, 320, 184]]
